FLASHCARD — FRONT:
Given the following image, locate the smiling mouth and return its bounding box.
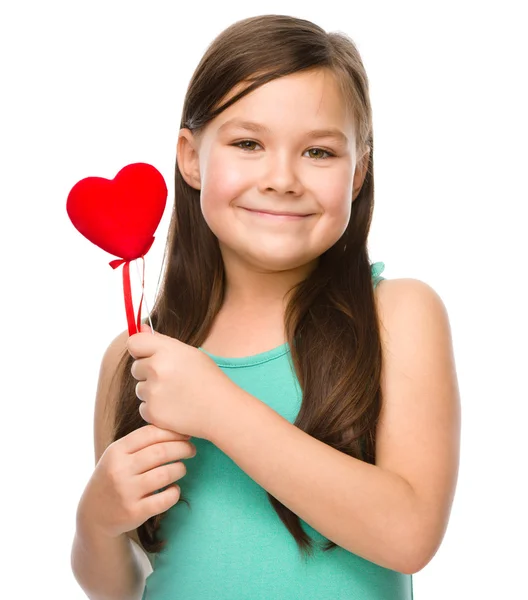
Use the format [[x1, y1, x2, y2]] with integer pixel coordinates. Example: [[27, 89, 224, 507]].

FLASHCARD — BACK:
[[241, 207, 314, 220]]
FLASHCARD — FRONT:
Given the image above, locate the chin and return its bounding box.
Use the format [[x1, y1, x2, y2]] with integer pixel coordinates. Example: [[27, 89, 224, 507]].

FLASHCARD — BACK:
[[247, 251, 317, 272]]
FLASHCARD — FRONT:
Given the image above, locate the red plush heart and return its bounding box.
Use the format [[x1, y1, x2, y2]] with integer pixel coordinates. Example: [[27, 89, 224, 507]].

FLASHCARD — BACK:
[[67, 162, 167, 261]]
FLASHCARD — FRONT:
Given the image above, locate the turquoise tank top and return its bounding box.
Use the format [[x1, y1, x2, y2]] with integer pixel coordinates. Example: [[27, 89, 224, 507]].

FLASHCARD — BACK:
[[142, 262, 414, 599]]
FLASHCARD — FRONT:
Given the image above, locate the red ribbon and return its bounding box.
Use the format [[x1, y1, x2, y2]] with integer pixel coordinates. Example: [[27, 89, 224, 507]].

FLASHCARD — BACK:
[[109, 255, 147, 336]]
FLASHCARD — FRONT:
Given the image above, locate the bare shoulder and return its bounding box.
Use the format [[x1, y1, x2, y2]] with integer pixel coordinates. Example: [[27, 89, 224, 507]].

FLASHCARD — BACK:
[[373, 277, 454, 346], [93, 328, 155, 566], [373, 278, 461, 570], [373, 276, 450, 318]]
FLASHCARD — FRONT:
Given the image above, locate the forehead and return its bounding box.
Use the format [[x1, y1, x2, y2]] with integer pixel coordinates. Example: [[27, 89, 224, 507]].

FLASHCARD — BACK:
[[207, 69, 355, 140]]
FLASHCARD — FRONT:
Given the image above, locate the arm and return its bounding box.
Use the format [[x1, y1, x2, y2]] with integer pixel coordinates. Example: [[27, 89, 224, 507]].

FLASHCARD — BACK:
[[71, 517, 147, 600], [210, 279, 461, 575], [71, 329, 151, 599]]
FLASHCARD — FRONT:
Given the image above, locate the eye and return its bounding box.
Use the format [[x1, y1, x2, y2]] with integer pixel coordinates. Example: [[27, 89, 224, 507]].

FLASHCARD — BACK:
[[305, 148, 334, 160], [233, 140, 261, 151], [231, 140, 335, 160]]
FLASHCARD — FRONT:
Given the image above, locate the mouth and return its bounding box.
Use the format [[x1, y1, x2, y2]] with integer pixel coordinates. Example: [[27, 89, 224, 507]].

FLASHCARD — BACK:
[[241, 207, 314, 220]]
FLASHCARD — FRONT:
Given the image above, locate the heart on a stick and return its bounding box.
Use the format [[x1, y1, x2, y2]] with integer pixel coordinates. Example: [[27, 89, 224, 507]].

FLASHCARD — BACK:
[[66, 162, 168, 336], [67, 162, 167, 261]]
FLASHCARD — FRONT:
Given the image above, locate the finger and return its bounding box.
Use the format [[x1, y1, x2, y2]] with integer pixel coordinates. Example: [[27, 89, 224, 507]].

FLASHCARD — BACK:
[[141, 482, 181, 515], [130, 357, 151, 381], [138, 396, 148, 422], [135, 380, 145, 402], [134, 440, 197, 474], [122, 424, 190, 454], [127, 331, 159, 359], [138, 461, 187, 498], [140, 323, 152, 333]]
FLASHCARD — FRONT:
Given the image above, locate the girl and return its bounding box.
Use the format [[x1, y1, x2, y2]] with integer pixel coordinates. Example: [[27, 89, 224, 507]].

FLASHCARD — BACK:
[[72, 14, 460, 600]]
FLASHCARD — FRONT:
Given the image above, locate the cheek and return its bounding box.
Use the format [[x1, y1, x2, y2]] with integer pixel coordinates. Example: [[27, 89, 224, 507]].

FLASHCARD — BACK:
[[315, 171, 353, 218], [199, 151, 248, 234], [201, 148, 249, 203]]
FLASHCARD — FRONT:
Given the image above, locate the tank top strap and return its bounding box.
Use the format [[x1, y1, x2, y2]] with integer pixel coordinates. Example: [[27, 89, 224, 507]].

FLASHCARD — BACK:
[[370, 261, 386, 289]]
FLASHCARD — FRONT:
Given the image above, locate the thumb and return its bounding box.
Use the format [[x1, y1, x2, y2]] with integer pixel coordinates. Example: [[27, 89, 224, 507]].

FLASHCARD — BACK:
[[140, 323, 152, 333]]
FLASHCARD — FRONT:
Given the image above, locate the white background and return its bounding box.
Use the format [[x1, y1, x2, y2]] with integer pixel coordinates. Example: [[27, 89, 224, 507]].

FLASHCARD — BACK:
[[1, 1, 527, 598]]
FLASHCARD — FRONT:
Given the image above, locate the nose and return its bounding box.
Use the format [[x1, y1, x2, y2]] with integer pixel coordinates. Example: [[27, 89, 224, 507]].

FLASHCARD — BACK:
[[257, 151, 304, 196]]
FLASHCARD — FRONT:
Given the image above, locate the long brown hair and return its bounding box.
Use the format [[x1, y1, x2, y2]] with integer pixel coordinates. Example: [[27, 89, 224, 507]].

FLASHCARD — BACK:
[[109, 14, 382, 560]]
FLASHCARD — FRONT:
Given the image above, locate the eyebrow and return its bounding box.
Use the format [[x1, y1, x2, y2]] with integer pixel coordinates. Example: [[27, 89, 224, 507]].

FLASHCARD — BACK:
[[218, 118, 350, 146]]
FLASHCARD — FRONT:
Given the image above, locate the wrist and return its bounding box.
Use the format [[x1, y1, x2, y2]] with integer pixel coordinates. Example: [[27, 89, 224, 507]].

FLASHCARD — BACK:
[[207, 381, 251, 446], [76, 494, 121, 541]]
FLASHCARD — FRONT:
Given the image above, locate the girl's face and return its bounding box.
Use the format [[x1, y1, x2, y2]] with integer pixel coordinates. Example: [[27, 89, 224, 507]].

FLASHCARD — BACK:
[[178, 68, 368, 282]]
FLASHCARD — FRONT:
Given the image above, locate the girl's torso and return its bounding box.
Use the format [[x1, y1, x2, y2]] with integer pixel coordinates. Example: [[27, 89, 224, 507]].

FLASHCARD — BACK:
[[141, 262, 414, 600]]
